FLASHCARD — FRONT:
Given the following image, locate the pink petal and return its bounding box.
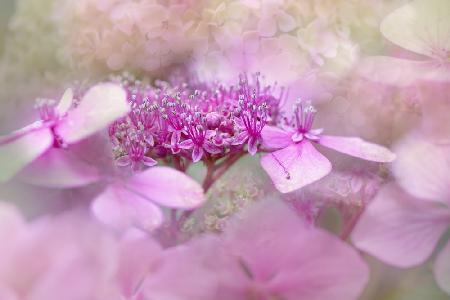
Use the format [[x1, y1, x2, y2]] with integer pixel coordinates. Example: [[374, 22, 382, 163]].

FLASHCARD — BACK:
[[146, 134, 155, 146], [192, 146, 204, 162], [0, 202, 24, 242], [318, 135, 396, 162], [232, 131, 249, 146], [178, 139, 194, 149], [224, 201, 369, 300], [261, 142, 332, 193], [141, 236, 227, 300], [116, 155, 132, 167], [203, 141, 222, 155], [170, 131, 181, 147], [0, 126, 53, 183], [261, 126, 293, 150], [56, 83, 130, 144], [55, 88, 74, 116], [352, 184, 450, 267], [393, 134, 450, 204], [434, 240, 450, 295], [0, 287, 17, 300], [17, 149, 100, 188], [117, 232, 162, 298], [142, 156, 158, 167], [247, 136, 258, 156], [91, 184, 164, 232], [126, 166, 205, 209], [291, 132, 304, 143]]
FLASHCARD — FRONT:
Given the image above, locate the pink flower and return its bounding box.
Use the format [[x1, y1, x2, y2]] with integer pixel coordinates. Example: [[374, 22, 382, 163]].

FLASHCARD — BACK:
[[109, 73, 283, 163], [0, 202, 163, 300], [0, 84, 130, 187], [352, 133, 450, 295], [91, 166, 205, 232], [140, 201, 369, 300], [358, 0, 450, 86], [260, 101, 396, 193]]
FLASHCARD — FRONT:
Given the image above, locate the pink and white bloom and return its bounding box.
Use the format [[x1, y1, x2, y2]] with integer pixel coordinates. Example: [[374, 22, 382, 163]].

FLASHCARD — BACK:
[[352, 133, 450, 295], [91, 166, 205, 232], [140, 201, 370, 300], [0, 84, 130, 187], [260, 101, 396, 193], [358, 0, 450, 86]]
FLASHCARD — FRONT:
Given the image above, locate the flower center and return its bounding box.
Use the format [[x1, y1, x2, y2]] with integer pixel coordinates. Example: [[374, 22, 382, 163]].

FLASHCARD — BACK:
[[294, 100, 317, 133]]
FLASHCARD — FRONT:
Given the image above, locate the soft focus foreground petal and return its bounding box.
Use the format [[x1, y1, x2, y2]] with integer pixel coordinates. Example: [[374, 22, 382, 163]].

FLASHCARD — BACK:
[[55, 88, 74, 116], [261, 125, 292, 150], [261, 142, 332, 193], [0, 127, 53, 183], [142, 236, 231, 300], [1, 212, 120, 300], [0, 202, 24, 243], [380, 0, 450, 58], [352, 184, 450, 267], [0, 286, 18, 300], [117, 231, 162, 298], [56, 83, 129, 144], [393, 134, 450, 204], [225, 201, 369, 300], [18, 149, 100, 188], [434, 240, 450, 295], [318, 135, 396, 162], [126, 166, 205, 209], [91, 184, 163, 232], [357, 56, 450, 86]]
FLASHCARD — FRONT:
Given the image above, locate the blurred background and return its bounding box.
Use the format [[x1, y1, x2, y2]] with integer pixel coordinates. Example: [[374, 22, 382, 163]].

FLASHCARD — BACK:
[[0, 0, 14, 53]]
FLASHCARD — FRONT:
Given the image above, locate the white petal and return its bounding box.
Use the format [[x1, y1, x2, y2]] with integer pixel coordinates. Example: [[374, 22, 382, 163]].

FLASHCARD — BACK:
[[56, 83, 130, 144], [381, 0, 450, 58], [0, 127, 53, 183], [55, 88, 74, 116], [393, 133, 450, 204]]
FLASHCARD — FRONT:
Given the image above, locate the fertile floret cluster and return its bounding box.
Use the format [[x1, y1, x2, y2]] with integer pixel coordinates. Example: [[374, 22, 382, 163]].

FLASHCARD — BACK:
[[108, 73, 286, 171]]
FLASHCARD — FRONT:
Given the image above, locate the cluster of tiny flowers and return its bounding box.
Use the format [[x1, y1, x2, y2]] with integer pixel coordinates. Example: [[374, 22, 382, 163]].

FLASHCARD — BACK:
[[108, 73, 285, 169]]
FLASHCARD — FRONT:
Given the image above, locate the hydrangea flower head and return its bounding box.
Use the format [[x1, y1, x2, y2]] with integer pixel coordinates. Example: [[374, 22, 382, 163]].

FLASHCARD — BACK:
[[109, 73, 284, 166]]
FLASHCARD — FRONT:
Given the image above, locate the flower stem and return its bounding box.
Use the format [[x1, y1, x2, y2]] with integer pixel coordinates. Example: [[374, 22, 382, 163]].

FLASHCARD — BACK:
[[178, 151, 246, 227]]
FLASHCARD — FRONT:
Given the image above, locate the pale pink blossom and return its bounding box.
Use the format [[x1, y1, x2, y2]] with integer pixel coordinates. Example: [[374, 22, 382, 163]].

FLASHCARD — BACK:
[[0, 84, 130, 187], [140, 201, 369, 300], [260, 101, 395, 193], [358, 0, 450, 86], [0, 202, 163, 300], [352, 133, 450, 295], [91, 166, 206, 232]]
